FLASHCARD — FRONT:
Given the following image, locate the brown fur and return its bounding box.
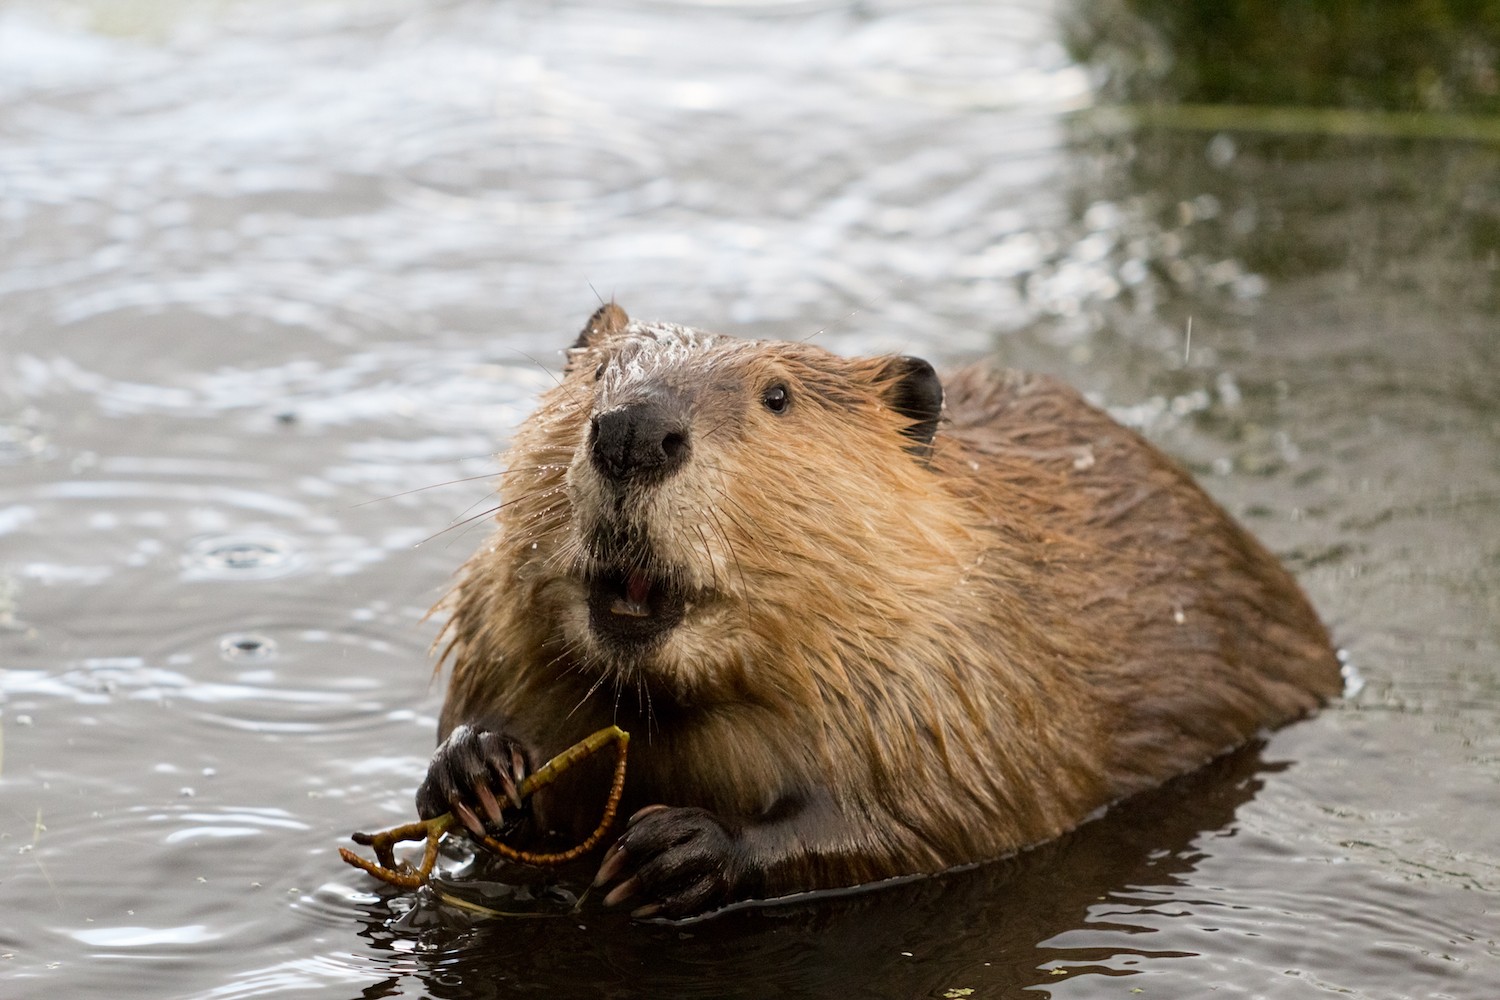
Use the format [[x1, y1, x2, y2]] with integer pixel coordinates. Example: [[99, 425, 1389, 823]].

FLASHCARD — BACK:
[[433, 305, 1341, 901]]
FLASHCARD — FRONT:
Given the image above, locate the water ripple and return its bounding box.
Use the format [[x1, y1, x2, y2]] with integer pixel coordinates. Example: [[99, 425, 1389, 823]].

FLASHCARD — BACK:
[[184, 535, 302, 581], [2, 1, 1497, 998]]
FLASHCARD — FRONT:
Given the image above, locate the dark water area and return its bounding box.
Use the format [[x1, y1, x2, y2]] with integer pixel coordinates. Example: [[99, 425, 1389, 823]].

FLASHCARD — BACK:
[[1070, 0, 1500, 113], [1, 1, 1497, 998]]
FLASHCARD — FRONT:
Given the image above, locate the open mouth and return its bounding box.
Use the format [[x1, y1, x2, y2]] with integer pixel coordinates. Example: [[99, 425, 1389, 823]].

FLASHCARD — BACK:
[[585, 566, 687, 650]]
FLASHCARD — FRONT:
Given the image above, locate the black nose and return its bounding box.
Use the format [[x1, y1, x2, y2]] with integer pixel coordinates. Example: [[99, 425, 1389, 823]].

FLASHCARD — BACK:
[[590, 401, 691, 485]]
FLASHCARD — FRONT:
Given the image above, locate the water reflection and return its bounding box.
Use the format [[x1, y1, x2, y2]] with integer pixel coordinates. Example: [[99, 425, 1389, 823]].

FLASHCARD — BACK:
[[70, 924, 220, 947]]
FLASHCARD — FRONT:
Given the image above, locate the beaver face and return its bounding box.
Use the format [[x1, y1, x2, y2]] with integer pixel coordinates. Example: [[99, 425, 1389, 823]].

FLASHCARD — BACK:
[[502, 308, 947, 702], [563, 322, 740, 667], [579, 395, 695, 654]]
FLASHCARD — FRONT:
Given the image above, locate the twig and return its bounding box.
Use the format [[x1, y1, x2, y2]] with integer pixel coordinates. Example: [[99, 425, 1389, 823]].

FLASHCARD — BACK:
[[339, 726, 630, 890]]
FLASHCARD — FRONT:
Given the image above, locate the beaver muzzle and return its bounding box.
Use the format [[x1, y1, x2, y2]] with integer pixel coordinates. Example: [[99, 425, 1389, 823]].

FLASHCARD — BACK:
[[590, 397, 691, 488], [586, 565, 687, 650]]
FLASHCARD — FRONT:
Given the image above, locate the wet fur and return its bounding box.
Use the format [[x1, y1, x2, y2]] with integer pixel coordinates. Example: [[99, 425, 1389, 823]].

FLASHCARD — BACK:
[[432, 305, 1341, 906]]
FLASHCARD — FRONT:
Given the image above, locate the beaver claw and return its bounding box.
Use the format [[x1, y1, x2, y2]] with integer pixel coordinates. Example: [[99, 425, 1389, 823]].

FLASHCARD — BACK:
[[591, 805, 746, 919], [415, 724, 532, 839]]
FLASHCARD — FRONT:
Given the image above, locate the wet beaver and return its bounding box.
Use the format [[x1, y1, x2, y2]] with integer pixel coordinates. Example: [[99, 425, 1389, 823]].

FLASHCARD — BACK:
[[417, 303, 1342, 919]]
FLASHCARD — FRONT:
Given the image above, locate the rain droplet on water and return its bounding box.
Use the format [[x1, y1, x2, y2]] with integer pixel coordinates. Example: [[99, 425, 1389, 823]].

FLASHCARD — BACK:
[[218, 633, 278, 662]]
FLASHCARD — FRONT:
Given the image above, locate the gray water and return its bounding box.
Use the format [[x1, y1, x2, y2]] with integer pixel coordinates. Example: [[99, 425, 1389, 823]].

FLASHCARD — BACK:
[[2, 1, 1497, 998]]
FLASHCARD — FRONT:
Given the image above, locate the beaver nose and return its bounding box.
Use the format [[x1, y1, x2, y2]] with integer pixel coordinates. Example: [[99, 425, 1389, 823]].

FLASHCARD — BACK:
[[590, 401, 691, 485]]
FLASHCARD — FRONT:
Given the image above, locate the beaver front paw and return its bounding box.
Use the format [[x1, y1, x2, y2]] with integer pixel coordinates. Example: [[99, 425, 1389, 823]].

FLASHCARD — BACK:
[[415, 724, 532, 839], [591, 804, 750, 919]]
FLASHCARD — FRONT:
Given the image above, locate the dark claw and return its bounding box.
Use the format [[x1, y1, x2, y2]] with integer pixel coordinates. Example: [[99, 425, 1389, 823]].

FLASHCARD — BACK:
[[493, 766, 522, 811], [454, 800, 486, 838], [602, 875, 640, 908], [511, 746, 529, 785], [593, 841, 628, 886], [475, 783, 506, 827], [628, 803, 670, 825]]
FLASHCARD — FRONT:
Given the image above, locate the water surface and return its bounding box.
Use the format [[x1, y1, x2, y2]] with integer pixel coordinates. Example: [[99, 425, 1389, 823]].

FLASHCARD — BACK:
[[2, 1, 1497, 997]]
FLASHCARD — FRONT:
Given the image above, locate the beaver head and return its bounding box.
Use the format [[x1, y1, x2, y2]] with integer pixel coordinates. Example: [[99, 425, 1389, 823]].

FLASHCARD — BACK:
[[487, 304, 959, 706]]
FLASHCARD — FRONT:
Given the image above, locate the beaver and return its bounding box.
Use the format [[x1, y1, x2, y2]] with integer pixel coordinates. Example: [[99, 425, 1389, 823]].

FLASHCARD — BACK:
[[416, 303, 1342, 919]]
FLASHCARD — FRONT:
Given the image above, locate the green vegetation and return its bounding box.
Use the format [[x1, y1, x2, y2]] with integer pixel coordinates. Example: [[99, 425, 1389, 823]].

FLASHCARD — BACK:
[[1068, 0, 1500, 112]]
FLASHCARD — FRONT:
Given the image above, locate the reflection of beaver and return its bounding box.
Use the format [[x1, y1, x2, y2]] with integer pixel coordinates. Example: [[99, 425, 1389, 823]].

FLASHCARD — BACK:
[[417, 303, 1341, 919]]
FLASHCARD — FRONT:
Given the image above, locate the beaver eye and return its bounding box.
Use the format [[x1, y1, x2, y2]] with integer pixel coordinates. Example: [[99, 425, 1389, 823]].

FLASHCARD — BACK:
[[762, 384, 789, 413], [594, 360, 606, 381]]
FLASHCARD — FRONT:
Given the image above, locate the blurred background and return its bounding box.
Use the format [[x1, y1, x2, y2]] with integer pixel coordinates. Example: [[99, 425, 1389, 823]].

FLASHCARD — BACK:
[[1, 1, 1496, 997]]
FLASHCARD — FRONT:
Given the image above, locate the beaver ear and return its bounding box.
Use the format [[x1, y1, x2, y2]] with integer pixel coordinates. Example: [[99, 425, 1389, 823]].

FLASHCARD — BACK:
[[571, 303, 629, 350], [878, 355, 944, 455]]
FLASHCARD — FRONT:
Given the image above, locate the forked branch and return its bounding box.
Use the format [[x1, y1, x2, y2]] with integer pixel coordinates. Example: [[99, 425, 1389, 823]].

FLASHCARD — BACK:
[[339, 725, 630, 890]]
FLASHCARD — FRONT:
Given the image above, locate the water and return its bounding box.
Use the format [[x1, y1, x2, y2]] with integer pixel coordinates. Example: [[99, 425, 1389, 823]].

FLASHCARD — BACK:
[[2, 1, 1497, 997]]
